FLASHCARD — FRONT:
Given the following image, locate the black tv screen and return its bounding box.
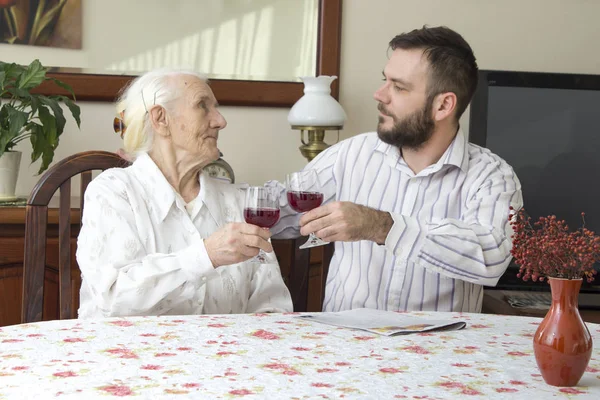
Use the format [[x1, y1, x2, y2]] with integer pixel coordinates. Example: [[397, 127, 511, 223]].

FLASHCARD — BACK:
[[469, 70, 600, 292]]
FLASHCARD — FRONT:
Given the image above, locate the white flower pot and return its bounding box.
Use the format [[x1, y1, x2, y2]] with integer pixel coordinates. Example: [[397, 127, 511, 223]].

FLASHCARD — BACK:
[[0, 151, 22, 200]]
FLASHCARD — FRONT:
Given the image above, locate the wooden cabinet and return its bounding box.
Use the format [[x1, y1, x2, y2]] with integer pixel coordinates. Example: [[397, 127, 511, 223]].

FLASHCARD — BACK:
[[0, 206, 324, 327], [0, 206, 81, 327]]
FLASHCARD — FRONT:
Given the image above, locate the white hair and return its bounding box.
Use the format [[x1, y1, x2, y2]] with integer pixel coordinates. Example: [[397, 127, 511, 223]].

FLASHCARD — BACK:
[[116, 68, 207, 156]]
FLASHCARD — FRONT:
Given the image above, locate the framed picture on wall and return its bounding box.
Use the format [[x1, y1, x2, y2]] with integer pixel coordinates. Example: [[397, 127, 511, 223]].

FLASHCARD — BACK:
[[0, 0, 82, 49]]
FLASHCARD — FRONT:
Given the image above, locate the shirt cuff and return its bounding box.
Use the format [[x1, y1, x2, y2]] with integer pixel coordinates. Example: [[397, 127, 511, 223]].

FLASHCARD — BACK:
[[384, 213, 426, 260], [177, 237, 218, 282]]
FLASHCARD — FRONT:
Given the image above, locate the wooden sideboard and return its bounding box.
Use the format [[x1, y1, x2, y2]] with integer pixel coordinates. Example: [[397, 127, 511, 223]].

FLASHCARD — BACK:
[[0, 204, 325, 327], [0, 205, 81, 327]]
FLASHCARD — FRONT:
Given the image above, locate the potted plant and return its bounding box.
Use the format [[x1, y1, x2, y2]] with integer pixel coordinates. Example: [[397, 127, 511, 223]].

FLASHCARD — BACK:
[[0, 59, 80, 199], [509, 207, 598, 387]]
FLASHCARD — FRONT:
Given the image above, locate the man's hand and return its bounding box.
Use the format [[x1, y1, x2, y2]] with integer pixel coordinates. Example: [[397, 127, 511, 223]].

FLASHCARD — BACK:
[[299, 201, 394, 244], [204, 223, 273, 267]]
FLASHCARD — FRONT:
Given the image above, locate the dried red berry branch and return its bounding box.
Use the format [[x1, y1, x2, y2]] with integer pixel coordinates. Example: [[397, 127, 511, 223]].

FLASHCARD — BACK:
[[509, 207, 599, 283]]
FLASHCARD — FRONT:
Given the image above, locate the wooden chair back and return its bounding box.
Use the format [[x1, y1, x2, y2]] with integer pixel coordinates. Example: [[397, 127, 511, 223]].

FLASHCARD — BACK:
[[272, 239, 334, 312], [21, 151, 127, 323]]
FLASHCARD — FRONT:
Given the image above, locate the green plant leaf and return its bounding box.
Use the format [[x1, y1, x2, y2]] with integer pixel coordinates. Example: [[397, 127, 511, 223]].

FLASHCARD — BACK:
[[7, 87, 32, 99], [0, 105, 27, 153], [0, 104, 8, 131], [39, 96, 66, 137], [37, 105, 57, 147], [40, 146, 55, 174], [0, 128, 9, 158], [0, 128, 12, 156], [7, 105, 27, 138], [2, 62, 24, 83], [29, 123, 46, 163], [16, 59, 47, 90], [58, 95, 81, 128], [29, 96, 39, 116], [28, 121, 55, 175], [1, 63, 24, 95], [0, 71, 5, 90], [49, 77, 76, 99]]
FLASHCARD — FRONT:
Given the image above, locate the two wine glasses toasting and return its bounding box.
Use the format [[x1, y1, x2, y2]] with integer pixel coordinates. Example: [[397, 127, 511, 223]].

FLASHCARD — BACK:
[[244, 170, 325, 263]]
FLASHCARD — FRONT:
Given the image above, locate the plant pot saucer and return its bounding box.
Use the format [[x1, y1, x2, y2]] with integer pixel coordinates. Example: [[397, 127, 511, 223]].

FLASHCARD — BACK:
[[0, 195, 18, 201], [0, 196, 27, 207]]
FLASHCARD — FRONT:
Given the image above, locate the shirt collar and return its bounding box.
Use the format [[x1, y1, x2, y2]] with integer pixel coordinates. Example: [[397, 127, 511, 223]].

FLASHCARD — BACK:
[[131, 154, 175, 222], [373, 127, 469, 175], [374, 137, 396, 156], [438, 127, 469, 173]]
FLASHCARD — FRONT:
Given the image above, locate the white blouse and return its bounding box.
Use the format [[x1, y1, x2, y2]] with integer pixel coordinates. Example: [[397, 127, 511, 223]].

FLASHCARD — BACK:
[[76, 153, 292, 318]]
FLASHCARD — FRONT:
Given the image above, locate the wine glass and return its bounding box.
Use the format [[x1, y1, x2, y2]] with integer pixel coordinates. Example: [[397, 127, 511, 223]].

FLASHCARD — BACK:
[[244, 187, 280, 263], [285, 170, 327, 249]]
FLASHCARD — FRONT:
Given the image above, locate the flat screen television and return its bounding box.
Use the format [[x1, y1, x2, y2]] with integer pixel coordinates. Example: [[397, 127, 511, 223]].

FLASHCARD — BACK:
[[469, 69, 600, 294]]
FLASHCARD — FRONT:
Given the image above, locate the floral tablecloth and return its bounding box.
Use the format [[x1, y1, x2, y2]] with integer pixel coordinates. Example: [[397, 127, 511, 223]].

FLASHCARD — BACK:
[[1, 311, 599, 399]]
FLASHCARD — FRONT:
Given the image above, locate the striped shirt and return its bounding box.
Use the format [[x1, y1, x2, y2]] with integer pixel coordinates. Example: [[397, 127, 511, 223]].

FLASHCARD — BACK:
[[270, 129, 523, 313]]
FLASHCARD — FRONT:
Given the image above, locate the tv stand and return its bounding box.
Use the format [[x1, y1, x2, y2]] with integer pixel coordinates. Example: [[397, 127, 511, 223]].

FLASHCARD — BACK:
[[482, 289, 600, 324]]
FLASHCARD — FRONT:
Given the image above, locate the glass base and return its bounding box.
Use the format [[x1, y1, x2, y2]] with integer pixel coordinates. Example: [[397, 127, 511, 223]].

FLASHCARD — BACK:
[[299, 233, 329, 249]]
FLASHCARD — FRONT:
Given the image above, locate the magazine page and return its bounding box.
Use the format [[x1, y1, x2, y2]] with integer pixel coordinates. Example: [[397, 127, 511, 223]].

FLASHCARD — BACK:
[[297, 308, 466, 336]]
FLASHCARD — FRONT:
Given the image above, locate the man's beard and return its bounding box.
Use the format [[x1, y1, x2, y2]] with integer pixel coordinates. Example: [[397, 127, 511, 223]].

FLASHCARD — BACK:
[[376, 101, 435, 150]]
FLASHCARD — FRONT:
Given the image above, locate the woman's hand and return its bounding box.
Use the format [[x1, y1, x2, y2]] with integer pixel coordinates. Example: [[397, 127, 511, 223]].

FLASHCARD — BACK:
[[204, 223, 273, 267]]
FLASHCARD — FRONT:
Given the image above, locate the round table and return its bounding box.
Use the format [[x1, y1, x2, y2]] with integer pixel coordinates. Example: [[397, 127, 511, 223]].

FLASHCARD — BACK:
[[1, 311, 599, 398]]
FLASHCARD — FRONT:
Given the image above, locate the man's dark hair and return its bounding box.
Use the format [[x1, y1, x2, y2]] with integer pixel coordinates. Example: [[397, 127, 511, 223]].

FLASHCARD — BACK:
[[389, 25, 478, 120]]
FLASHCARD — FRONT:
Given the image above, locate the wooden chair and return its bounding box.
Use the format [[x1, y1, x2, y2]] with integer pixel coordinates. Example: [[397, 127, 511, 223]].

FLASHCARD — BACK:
[[272, 239, 334, 312], [21, 151, 127, 323]]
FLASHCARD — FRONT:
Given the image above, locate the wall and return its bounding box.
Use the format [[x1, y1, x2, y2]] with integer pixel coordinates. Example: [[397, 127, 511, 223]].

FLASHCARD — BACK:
[[10, 0, 600, 195]]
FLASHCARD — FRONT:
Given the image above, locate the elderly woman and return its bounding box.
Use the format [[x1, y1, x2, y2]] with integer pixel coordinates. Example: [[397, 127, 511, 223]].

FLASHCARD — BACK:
[[76, 69, 292, 317]]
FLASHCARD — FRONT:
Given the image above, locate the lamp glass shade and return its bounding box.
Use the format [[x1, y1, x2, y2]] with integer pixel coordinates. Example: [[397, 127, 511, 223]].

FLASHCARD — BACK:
[[288, 76, 346, 127]]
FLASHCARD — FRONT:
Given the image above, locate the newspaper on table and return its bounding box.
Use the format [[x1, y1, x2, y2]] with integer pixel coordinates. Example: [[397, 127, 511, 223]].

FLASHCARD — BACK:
[[297, 308, 467, 336]]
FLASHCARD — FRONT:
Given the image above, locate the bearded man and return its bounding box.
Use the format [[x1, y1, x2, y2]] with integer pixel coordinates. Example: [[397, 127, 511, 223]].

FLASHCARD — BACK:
[[270, 25, 523, 313]]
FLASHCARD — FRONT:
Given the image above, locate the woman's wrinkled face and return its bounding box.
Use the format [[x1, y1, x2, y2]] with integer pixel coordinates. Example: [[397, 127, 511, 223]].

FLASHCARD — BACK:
[[168, 75, 227, 164]]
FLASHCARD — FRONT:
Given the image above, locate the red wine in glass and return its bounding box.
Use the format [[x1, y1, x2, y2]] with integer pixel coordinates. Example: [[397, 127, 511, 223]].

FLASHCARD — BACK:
[[285, 170, 328, 249], [287, 191, 324, 213], [244, 207, 280, 228], [244, 187, 280, 263]]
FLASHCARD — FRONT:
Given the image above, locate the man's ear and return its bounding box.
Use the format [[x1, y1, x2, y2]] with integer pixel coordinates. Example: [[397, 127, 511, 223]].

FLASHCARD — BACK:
[[432, 92, 457, 122], [148, 106, 169, 137]]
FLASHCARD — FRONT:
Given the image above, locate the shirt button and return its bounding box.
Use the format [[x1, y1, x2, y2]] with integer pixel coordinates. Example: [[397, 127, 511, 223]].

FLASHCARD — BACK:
[[201, 276, 207, 282]]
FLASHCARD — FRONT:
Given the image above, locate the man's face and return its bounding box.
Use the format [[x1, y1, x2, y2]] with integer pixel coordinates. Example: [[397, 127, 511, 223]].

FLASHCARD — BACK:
[[373, 48, 435, 150]]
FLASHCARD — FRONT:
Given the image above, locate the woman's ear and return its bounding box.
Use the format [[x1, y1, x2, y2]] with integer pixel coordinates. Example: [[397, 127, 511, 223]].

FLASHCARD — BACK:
[[148, 106, 170, 137]]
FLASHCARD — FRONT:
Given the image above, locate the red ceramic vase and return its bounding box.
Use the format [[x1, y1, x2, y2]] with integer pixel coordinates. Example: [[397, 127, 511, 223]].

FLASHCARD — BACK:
[[533, 277, 593, 386]]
